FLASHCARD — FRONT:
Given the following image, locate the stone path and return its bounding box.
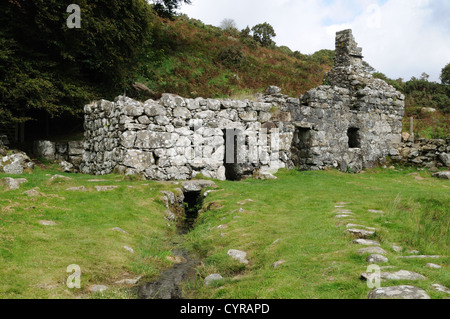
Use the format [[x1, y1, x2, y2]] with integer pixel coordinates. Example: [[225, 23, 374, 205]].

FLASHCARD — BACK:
[[333, 201, 447, 299]]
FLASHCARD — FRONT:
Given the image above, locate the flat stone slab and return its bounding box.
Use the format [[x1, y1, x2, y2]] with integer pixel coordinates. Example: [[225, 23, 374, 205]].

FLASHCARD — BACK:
[[361, 270, 427, 281], [367, 285, 430, 299], [426, 263, 442, 269], [398, 255, 441, 259], [123, 246, 135, 253], [366, 254, 389, 263], [23, 187, 42, 197], [204, 274, 223, 286], [432, 284, 450, 294], [368, 209, 384, 214], [66, 186, 87, 192], [115, 277, 141, 285], [345, 228, 375, 239], [353, 239, 380, 246], [358, 246, 388, 255], [227, 249, 249, 264], [237, 199, 254, 205], [88, 285, 109, 293], [392, 245, 403, 253], [112, 227, 129, 234], [346, 224, 376, 231], [335, 214, 353, 219], [39, 220, 56, 226], [181, 180, 217, 192], [272, 260, 286, 269], [49, 174, 72, 182], [95, 186, 118, 192]]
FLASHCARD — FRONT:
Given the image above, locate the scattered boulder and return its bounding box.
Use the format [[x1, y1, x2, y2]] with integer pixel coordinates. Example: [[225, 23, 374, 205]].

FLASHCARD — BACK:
[[95, 186, 118, 192], [60, 161, 74, 172], [88, 285, 109, 293], [181, 180, 217, 192], [1, 177, 27, 190], [272, 260, 286, 269], [49, 174, 72, 182], [362, 270, 426, 281], [367, 285, 430, 299], [431, 284, 450, 294], [426, 263, 442, 269], [345, 228, 375, 239], [123, 246, 135, 253], [23, 187, 42, 197], [66, 186, 87, 192], [357, 246, 388, 255], [432, 171, 450, 180], [392, 245, 403, 253], [204, 274, 223, 286], [227, 249, 249, 264], [115, 277, 142, 285], [366, 254, 388, 263], [353, 239, 380, 246], [39, 220, 57, 226], [0, 151, 34, 174]]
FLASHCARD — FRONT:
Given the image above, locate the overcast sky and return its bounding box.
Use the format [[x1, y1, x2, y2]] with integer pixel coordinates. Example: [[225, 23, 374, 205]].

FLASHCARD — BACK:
[[178, 0, 450, 82]]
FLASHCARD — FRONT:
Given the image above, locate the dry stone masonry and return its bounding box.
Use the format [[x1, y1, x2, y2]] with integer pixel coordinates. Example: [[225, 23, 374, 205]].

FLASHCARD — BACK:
[[81, 30, 406, 180]]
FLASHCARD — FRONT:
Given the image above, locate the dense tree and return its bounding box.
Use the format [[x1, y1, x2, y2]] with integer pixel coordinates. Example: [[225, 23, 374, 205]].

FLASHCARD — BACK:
[[151, 0, 191, 18], [251, 23, 276, 47], [0, 0, 153, 130], [441, 62, 450, 85]]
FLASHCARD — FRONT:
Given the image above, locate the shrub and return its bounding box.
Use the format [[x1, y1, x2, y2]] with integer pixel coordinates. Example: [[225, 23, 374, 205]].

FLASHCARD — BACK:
[[218, 45, 245, 67]]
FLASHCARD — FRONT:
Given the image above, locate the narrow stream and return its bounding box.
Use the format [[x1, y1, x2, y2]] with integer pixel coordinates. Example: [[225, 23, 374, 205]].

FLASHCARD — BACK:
[[137, 188, 203, 299]]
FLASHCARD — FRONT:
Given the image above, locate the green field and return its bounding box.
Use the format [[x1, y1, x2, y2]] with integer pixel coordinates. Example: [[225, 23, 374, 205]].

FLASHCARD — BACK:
[[0, 167, 448, 299]]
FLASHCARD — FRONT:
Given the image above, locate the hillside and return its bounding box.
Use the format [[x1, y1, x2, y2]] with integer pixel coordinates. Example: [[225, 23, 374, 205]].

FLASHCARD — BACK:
[[136, 14, 334, 99], [0, 1, 448, 143]]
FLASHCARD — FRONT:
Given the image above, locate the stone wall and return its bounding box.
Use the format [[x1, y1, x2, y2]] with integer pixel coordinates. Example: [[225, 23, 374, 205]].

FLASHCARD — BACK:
[[34, 140, 84, 170], [80, 91, 293, 180], [393, 138, 450, 168], [80, 29, 406, 180]]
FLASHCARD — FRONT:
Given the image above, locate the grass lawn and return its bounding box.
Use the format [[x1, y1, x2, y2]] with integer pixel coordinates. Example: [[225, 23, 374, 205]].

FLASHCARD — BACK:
[[182, 167, 449, 299], [0, 166, 448, 299]]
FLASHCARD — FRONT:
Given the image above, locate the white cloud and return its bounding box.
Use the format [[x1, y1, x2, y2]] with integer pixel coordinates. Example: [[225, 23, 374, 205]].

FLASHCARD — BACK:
[[179, 0, 450, 82]]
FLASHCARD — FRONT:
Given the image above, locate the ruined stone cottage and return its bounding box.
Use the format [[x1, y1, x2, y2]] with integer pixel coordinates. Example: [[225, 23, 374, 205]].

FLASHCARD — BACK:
[[80, 29, 405, 180]]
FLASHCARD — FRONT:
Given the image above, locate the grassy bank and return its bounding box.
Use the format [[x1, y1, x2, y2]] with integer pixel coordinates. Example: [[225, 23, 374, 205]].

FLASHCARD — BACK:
[[0, 168, 181, 299], [182, 168, 449, 299]]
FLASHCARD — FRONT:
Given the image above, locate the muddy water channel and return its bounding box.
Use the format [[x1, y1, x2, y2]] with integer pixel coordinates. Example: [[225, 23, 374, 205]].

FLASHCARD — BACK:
[[138, 181, 213, 299]]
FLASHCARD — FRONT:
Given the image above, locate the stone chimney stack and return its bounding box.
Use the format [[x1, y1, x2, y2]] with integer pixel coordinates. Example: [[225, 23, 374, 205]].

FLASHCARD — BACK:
[[327, 29, 367, 89], [334, 29, 364, 68]]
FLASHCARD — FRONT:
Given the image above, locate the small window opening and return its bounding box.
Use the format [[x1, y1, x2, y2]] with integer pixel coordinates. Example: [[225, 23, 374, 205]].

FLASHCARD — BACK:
[[347, 127, 361, 148]]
